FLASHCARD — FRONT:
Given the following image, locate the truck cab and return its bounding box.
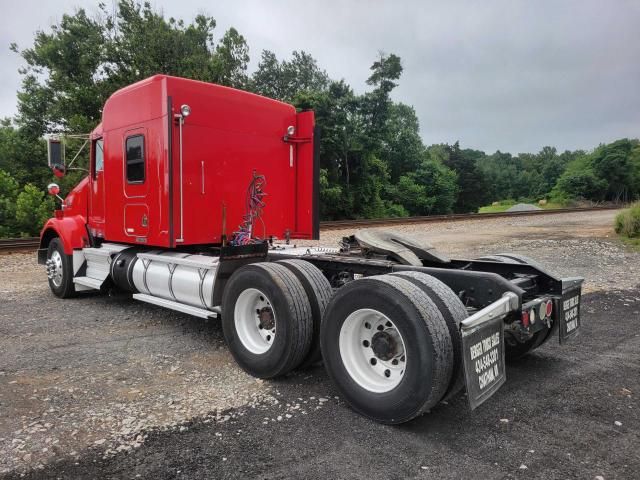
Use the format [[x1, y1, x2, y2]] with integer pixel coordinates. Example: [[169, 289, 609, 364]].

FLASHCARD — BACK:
[[42, 74, 318, 257]]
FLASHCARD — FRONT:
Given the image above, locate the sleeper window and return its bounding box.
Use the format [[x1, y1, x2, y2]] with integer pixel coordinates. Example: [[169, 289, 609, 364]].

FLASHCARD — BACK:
[[93, 139, 104, 178], [125, 135, 145, 183]]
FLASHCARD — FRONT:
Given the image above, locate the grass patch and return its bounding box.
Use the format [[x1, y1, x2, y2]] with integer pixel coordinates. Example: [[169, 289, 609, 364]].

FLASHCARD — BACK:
[[614, 202, 640, 250], [619, 236, 640, 250], [539, 202, 566, 210]]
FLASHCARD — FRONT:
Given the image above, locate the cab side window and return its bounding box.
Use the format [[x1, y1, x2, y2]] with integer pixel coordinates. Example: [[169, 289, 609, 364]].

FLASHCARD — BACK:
[[126, 135, 145, 183], [93, 138, 104, 179]]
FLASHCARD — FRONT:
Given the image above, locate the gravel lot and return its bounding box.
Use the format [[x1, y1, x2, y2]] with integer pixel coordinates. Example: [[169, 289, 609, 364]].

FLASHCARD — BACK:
[[1, 209, 639, 478]]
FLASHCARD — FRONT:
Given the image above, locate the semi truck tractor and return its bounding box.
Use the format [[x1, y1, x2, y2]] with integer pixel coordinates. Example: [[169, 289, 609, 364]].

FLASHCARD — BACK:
[[38, 75, 583, 424]]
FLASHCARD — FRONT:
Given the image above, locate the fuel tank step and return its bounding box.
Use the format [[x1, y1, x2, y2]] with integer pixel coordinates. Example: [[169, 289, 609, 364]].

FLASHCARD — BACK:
[[133, 293, 220, 319], [73, 276, 103, 290]]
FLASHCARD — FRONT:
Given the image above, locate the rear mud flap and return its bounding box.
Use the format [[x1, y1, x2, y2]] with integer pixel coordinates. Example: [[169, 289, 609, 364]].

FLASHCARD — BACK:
[[460, 293, 517, 410]]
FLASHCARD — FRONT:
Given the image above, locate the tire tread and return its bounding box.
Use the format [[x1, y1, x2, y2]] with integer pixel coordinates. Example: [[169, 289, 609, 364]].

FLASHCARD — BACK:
[[276, 259, 333, 366], [391, 271, 467, 400]]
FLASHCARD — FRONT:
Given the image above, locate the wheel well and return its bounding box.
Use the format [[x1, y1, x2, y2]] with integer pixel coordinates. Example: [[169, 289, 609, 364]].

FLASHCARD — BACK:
[[40, 228, 58, 250]]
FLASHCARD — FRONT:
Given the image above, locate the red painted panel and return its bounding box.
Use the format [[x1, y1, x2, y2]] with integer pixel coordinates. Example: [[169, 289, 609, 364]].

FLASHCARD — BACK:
[[41, 176, 91, 254], [166, 76, 301, 245], [58, 74, 317, 250]]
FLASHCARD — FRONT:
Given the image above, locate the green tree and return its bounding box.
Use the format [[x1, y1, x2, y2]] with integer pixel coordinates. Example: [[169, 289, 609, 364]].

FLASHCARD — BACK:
[[552, 155, 607, 200], [388, 173, 434, 215], [590, 139, 639, 202], [381, 103, 424, 182], [15, 184, 55, 236], [0, 170, 20, 237], [443, 142, 489, 213], [251, 50, 329, 102], [416, 155, 459, 214], [0, 119, 50, 187], [12, 0, 250, 139], [361, 52, 402, 150]]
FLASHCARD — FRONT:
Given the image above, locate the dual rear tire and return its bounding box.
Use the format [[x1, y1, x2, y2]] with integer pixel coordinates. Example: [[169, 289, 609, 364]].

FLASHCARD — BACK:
[[321, 273, 466, 424], [221, 260, 332, 378], [223, 262, 466, 424]]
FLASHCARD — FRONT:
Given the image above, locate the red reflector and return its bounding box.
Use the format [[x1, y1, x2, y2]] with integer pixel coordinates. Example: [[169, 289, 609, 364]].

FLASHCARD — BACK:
[[546, 300, 553, 317], [521, 310, 530, 328]]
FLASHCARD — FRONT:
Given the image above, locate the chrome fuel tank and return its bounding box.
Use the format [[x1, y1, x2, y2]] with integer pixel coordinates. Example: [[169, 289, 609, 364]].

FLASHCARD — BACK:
[[132, 251, 219, 310]]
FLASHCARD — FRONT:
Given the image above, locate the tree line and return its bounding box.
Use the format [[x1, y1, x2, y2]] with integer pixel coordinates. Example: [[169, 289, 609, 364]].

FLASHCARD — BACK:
[[1, 0, 639, 237]]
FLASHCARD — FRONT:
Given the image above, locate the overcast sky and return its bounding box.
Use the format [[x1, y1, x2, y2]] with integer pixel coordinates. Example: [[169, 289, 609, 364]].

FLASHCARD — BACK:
[[1, 0, 639, 153]]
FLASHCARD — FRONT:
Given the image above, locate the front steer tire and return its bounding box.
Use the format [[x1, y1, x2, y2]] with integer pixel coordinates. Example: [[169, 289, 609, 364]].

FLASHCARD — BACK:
[[320, 274, 453, 424], [221, 262, 313, 379], [46, 237, 76, 299]]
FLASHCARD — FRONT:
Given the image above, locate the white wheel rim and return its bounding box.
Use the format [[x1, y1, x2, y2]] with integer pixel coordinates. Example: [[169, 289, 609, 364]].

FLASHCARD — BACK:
[[234, 288, 276, 354], [47, 250, 64, 287], [339, 308, 407, 393]]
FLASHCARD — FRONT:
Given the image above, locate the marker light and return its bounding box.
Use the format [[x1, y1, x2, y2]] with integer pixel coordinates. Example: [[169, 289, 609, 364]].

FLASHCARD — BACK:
[[538, 302, 546, 320], [180, 104, 191, 117], [521, 310, 530, 328], [287, 125, 295, 136], [546, 300, 553, 317], [530, 308, 536, 324]]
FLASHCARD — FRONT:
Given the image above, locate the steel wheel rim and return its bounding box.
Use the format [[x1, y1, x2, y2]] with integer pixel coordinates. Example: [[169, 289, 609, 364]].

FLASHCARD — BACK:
[[339, 308, 407, 393], [234, 288, 276, 354], [48, 250, 64, 287]]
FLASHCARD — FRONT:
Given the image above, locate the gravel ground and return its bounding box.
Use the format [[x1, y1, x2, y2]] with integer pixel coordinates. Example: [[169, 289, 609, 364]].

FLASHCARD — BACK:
[[0, 259, 272, 475], [5, 290, 640, 480], [1, 208, 639, 478]]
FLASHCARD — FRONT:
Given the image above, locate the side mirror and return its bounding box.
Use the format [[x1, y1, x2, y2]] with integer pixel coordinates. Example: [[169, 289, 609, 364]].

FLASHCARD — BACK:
[[47, 183, 64, 203], [47, 183, 60, 196], [47, 137, 65, 177]]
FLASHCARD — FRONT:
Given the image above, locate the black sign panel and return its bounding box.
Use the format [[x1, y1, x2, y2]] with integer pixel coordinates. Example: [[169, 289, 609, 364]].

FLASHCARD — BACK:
[[559, 288, 581, 344], [461, 316, 506, 410]]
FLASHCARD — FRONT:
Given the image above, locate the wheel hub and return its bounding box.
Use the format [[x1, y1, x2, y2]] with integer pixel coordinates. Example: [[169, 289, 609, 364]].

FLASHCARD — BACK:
[[46, 251, 64, 287], [371, 330, 399, 361], [338, 308, 407, 393], [234, 288, 277, 354], [257, 307, 275, 330]]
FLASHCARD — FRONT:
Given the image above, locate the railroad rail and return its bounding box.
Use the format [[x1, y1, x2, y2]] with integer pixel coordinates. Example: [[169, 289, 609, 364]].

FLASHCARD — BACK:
[[0, 237, 40, 253], [0, 206, 623, 253]]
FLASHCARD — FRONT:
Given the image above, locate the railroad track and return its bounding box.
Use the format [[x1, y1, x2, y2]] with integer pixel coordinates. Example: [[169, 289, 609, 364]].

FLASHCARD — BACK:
[[0, 206, 623, 253], [0, 237, 40, 253], [319, 205, 623, 230]]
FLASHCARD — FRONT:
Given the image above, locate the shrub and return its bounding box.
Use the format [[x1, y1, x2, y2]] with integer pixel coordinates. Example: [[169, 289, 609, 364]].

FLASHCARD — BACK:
[[0, 170, 19, 237], [15, 183, 55, 237], [614, 202, 640, 238]]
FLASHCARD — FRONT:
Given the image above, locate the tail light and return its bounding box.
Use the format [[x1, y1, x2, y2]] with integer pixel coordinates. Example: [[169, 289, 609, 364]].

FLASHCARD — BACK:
[[521, 310, 530, 328], [546, 300, 553, 317]]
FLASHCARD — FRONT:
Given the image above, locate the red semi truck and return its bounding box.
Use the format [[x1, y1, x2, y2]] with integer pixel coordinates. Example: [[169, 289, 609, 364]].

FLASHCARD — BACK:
[[39, 75, 583, 424]]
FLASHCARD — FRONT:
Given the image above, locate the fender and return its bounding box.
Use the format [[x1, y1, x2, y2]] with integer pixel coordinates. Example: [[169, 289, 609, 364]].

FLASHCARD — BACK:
[[38, 176, 90, 263], [39, 215, 90, 256]]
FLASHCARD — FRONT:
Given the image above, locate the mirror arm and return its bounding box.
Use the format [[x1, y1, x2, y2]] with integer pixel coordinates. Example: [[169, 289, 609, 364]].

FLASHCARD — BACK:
[[67, 139, 88, 169]]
